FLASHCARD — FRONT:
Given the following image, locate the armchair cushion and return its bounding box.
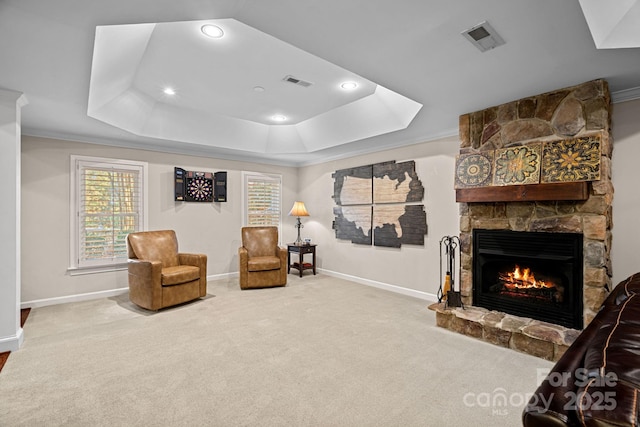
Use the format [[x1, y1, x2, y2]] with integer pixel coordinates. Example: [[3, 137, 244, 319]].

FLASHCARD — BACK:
[[242, 226, 280, 257], [161, 265, 201, 286], [248, 256, 281, 272], [127, 231, 179, 267]]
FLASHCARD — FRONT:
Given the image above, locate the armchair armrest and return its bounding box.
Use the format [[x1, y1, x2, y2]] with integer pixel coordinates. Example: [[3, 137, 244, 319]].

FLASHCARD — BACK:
[[127, 259, 163, 309], [277, 246, 287, 283], [239, 247, 248, 285], [178, 253, 207, 296], [127, 259, 162, 283], [178, 253, 207, 268]]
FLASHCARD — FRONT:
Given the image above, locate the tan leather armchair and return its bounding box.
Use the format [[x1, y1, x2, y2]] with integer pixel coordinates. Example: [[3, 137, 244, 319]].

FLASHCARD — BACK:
[[127, 230, 207, 310], [239, 226, 287, 289]]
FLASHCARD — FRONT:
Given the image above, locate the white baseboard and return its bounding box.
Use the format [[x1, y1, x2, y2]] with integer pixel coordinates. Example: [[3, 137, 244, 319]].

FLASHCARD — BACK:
[[207, 272, 238, 281], [21, 274, 237, 309], [19, 270, 434, 310], [0, 327, 24, 352], [21, 287, 129, 309], [319, 268, 438, 302]]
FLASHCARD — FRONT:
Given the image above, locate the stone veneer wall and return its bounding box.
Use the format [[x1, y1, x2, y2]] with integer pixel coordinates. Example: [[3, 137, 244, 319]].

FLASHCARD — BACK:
[[458, 79, 613, 326]]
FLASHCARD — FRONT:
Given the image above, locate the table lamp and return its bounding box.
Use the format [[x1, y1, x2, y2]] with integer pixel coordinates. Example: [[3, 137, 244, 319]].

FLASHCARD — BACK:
[[288, 201, 309, 245]]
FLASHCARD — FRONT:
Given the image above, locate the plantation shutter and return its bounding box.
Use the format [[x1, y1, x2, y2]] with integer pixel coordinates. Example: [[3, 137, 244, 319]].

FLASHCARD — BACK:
[[245, 173, 281, 226], [77, 160, 143, 267]]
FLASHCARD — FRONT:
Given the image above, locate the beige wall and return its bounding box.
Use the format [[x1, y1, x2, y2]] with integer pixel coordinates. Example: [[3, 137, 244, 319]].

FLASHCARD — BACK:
[[19, 97, 640, 304], [21, 136, 298, 303], [298, 136, 460, 299], [611, 98, 640, 283]]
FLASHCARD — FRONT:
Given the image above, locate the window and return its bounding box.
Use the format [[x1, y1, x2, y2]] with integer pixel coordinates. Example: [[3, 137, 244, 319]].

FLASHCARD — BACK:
[[70, 156, 148, 273], [243, 172, 282, 227]]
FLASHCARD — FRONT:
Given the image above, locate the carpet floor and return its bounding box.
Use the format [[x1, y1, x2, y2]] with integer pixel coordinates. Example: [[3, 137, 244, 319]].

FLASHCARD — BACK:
[[0, 274, 552, 426]]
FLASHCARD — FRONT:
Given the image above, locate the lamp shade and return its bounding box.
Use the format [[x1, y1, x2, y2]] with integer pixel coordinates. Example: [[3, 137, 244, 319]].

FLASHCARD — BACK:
[[288, 201, 309, 217]]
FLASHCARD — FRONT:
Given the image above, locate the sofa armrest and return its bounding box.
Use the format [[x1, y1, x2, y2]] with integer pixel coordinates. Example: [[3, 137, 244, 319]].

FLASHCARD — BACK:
[[576, 293, 640, 426], [524, 273, 640, 426], [604, 272, 640, 308], [523, 313, 606, 426]]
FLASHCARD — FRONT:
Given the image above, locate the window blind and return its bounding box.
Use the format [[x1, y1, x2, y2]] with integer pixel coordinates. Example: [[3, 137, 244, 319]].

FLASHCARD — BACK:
[[77, 161, 143, 267], [245, 173, 281, 227]]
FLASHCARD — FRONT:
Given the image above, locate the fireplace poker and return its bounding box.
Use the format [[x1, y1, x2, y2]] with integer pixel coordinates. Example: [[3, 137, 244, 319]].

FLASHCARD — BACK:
[[438, 235, 462, 307]]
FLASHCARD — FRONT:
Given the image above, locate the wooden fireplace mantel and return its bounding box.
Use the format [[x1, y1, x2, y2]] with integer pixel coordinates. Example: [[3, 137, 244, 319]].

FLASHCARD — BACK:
[[456, 182, 588, 203]]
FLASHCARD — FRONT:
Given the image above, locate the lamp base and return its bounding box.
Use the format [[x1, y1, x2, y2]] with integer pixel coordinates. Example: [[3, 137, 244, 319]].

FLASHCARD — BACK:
[[294, 217, 303, 245]]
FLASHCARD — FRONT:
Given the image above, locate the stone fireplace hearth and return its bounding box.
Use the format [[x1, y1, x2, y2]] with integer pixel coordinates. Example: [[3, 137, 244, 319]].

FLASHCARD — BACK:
[[430, 79, 613, 361]]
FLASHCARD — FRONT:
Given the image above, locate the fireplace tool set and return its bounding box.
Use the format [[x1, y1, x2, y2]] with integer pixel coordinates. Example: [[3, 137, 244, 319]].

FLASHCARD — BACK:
[[438, 235, 462, 308]]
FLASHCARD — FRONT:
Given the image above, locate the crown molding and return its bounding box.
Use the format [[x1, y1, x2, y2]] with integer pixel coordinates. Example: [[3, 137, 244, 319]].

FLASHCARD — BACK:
[[612, 86, 640, 104]]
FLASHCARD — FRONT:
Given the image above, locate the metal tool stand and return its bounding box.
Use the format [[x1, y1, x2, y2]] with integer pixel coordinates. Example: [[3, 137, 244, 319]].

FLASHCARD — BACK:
[[437, 235, 463, 308]]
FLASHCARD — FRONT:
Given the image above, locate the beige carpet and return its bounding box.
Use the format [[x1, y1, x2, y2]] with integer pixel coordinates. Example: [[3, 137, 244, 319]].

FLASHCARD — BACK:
[[0, 274, 552, 426]]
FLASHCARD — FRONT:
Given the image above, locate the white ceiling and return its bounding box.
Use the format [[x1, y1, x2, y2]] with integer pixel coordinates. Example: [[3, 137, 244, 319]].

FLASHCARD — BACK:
[[578, 0, 640, 49], [1, 0, 640, 166], [87, 18, 422, 155]]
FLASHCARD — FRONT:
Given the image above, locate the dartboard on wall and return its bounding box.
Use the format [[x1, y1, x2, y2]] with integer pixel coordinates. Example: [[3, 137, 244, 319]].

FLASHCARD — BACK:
[[174, 167, 214, 202], [187, 172, 213, 202]]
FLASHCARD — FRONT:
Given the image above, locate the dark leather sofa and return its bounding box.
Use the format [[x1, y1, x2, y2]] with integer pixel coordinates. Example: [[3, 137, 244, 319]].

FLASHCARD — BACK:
[[522, 272, 640, 426]]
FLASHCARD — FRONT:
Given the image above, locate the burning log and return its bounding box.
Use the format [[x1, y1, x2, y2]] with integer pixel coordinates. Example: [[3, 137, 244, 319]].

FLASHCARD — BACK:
[[492, 265, 565, 303]]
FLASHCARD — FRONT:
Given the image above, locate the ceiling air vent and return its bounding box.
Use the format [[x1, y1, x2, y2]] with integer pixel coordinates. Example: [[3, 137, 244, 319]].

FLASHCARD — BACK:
[[283, 75, 313, 88], [462, 21, 505, 52]]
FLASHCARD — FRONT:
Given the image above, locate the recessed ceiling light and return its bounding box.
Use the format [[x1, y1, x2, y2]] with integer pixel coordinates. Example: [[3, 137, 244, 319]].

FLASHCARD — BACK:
[[163, 87, 176, 95], [253, 86, 265, 92], [340, 81, 358, 90], [271, 115, 287, 122], [201, 24, 224, 39]]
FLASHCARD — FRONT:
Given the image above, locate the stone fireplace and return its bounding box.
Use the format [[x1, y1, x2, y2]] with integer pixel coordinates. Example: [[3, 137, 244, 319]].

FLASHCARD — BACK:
[[430, 79, 613, 361]]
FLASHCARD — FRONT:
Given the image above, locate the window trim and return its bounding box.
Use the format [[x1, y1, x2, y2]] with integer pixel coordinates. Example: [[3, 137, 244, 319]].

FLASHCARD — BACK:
[[68, 155, 148, 275], [242, 171, 282, 232]]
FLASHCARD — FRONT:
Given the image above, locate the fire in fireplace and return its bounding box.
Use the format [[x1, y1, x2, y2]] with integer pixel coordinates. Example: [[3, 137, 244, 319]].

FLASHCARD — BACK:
[[473, 229, 583, 329], [494, 265, 564, 302]]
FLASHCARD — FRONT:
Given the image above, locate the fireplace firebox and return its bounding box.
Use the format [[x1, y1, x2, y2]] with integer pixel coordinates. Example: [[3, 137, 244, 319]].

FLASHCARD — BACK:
[[473, 229, 583, 329]]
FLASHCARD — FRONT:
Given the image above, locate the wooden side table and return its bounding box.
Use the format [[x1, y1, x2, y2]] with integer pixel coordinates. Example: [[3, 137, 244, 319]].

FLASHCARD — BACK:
[[287, 244, 317, 277]]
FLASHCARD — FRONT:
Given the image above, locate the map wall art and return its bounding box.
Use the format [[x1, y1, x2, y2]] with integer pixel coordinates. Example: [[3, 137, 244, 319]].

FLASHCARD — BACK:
[[333, 206, 372, 245], [332, 165, 372, 205], [372, 161, 424, 203], [332, 160, 427, 248]]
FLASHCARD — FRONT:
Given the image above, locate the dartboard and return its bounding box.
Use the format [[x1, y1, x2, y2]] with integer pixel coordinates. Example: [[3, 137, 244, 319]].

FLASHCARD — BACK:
[[186, 175, 213, 202]]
